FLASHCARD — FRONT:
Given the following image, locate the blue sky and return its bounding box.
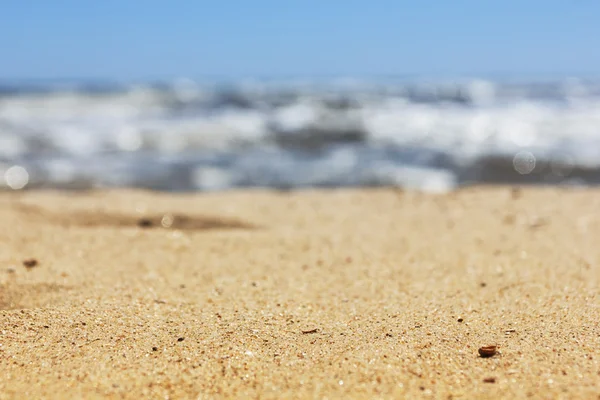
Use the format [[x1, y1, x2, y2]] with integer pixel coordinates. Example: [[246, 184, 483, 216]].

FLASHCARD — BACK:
[[1, 0, 599, 80]]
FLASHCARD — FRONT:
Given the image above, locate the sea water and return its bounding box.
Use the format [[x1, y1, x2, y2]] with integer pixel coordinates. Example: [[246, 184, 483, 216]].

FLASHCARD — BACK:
[[1, 76, 599, 192]]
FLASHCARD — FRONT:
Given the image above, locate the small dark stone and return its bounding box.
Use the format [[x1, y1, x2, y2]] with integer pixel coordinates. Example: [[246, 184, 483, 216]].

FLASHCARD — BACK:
[[152, 346, 158, 351], [177, 337, 185, 342], [457, 318, 464, 323], [23, 258, 38, 268], [483, 377, 497, 383], [137, 218, 153, 228], [478, 345, 498, 358]]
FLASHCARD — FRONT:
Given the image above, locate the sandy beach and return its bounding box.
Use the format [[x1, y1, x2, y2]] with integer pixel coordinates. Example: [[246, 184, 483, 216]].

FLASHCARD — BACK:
[[1, 187, 599, 399]]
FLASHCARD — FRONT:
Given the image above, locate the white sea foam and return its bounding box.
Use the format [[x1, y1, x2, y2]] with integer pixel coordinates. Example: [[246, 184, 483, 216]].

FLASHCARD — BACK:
[[1, 78, 600, 191]]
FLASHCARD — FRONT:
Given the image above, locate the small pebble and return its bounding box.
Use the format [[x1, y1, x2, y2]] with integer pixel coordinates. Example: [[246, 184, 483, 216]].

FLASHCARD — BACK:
[[23, 258, 38, 268], [478, 345, 498, 358], [137, 218, 153, 228]]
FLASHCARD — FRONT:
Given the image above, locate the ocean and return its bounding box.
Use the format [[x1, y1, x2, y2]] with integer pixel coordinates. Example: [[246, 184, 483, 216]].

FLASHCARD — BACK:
[[1, 76, 599, 192]]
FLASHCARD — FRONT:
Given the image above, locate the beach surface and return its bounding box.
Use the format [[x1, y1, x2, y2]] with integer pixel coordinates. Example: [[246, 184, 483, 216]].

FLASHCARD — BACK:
[[0, 187, 599, 399]]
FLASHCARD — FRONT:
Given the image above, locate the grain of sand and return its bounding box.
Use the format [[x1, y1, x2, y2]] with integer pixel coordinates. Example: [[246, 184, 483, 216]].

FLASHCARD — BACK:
[[0, 187, 599, 399]]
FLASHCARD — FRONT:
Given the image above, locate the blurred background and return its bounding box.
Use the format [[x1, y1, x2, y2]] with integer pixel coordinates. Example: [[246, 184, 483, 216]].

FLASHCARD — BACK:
[[1, 1, 599, 192]]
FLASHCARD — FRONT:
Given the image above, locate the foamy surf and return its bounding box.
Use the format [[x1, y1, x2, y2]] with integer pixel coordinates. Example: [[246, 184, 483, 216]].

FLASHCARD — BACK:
[[1, 77, 600, 191]]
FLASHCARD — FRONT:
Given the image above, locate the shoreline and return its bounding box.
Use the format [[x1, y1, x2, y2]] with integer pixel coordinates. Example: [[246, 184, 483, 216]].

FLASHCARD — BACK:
[[1, 186, 599, 399]]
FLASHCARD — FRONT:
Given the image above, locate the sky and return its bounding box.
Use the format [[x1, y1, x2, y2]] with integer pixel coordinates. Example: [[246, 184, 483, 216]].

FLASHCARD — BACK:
[[1, 0, 599, 81]]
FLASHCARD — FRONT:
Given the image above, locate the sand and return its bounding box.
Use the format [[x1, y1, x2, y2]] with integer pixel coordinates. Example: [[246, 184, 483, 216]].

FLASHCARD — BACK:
[[0, 187, 599, 399]]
